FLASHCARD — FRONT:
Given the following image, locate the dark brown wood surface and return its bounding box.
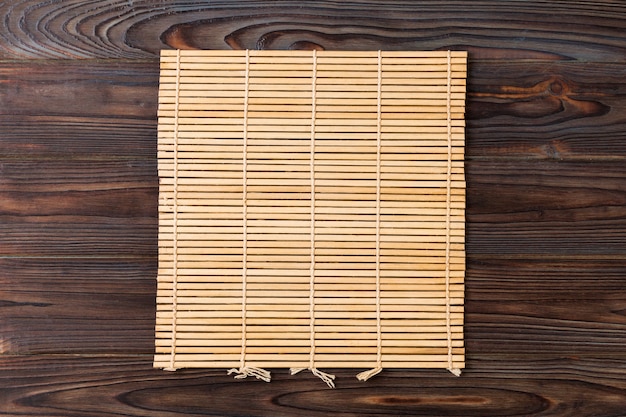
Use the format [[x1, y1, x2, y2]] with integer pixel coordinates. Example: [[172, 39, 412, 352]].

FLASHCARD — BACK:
[[1, 1, 626, 416]]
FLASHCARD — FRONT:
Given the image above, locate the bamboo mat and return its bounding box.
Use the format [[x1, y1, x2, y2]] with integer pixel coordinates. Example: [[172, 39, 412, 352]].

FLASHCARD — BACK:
[[155, 50, 467, 387]]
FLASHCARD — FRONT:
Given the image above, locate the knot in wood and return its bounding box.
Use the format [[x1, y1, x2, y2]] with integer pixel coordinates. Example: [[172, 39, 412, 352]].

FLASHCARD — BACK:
[[549, 79, 565, 96]]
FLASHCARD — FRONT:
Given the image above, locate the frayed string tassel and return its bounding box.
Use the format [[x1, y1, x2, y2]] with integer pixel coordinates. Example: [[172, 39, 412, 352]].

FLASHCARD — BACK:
[[228, 366, 271, 382], [312, 368, 336, 388], [448, 368, 462, 377], [290, 367, 336, 388], [356, 367, 382, 381]]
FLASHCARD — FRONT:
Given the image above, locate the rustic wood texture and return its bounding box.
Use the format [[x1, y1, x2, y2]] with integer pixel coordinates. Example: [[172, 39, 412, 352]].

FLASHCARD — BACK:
[[1, 1, 625, 415]]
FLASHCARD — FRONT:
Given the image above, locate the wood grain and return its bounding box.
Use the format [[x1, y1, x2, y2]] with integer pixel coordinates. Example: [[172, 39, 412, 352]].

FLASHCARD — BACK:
[[2, 356, 626, 417], [0, 257, 155, 355], [1, 0, 625, 415], [0, 1, 625, 60], [1, 60, 625, 161], [0, 158, 623, 257], [2, 256, 625, 359], [466, 161, 626, 256]]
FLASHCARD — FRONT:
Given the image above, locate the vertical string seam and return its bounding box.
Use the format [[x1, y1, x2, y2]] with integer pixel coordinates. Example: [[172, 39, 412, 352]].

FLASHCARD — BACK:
[[168, 48, 181, 371], [375, 50, 383, 369], [445, 50, 454, 372], [240, 49, 251, 370], [228, 51, 269, 383], [309, 50, 318, 370]]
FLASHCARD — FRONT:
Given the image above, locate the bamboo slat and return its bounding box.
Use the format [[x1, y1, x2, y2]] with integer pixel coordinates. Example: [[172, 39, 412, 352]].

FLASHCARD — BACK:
[[155, 49, 467, 387]]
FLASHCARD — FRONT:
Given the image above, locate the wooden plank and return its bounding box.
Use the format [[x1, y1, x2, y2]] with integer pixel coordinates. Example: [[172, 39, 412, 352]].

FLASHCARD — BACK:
[[2, 356, 626, 416], [0, 116, 158, 160], [0, 60, 159, 160], [1, 60, 625, 161], [0, 61, 159, 118], [0, 159, 157, 256], [0, 221, 155, 257], [466, 61, 626, 161], [466, 160, 626, 256], [2, 257, 624, 357], [0, 2, 625, 60], [0, 160, 156, 193], [464, 257, 626, 357], [0, 160, 622, 257], [0, 257, 155, 354]]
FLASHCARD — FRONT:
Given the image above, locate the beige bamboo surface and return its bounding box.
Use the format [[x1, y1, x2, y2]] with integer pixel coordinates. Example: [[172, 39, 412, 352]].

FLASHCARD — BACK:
[[154, 50, 467, 377]]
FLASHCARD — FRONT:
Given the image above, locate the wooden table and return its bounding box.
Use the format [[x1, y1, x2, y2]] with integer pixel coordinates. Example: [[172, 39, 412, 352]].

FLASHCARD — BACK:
[[1, 2, 625, 416]]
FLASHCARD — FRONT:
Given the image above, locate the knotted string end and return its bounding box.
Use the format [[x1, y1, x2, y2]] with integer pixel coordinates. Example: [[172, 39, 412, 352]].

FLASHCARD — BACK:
[[228, 366, 271, 382]]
